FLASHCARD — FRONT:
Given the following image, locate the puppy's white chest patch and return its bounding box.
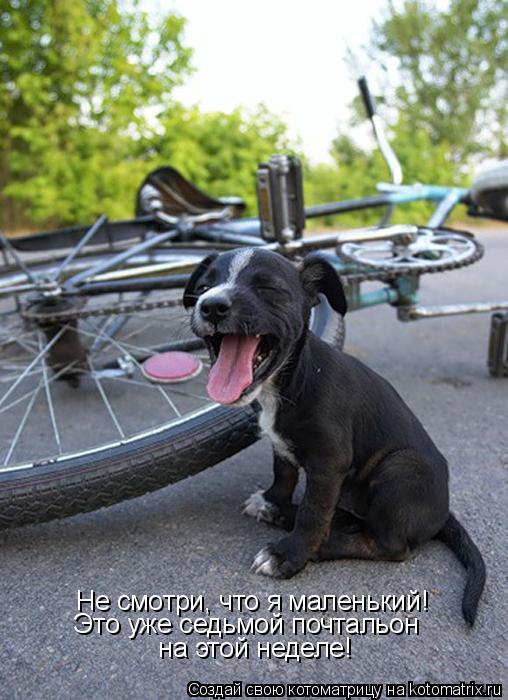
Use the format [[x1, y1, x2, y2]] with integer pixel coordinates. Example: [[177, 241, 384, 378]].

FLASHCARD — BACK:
[[258, 389, 296, 464]]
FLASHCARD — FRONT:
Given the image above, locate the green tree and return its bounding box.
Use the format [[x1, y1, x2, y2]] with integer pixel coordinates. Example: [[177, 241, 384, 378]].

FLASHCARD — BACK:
[[320, 0, 508, 228], [0, 0, 294, 229], [0, 0, 192, 228], [364, 0, 508, 161], [146, 103, 294, 214]]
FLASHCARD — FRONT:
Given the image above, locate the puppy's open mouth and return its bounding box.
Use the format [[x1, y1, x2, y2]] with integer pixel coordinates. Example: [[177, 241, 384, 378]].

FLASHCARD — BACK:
[[204, 333, 276, 404]]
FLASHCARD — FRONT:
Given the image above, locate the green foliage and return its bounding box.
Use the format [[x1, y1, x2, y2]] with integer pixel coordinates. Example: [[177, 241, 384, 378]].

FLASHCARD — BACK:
[[366, 0, 508, 161], [0, 0, 192, 228], [315, 0, 507, 228], [0, 0, 293, 229], [1, 0, 506, 233], [144, 103, 294, 214]]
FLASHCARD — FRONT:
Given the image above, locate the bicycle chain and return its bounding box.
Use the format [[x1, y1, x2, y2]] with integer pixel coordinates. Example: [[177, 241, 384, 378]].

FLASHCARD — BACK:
[[20, 296, 184, 324], [20, 238, 484, 324]]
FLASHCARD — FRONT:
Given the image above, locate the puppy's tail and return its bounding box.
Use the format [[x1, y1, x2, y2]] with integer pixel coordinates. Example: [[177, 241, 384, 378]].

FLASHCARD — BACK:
[[436, 512, 486, 626]]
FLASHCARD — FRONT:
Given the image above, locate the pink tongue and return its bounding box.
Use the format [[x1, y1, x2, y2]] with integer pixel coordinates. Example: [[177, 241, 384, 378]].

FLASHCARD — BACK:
[[207, 334, 261, 404]]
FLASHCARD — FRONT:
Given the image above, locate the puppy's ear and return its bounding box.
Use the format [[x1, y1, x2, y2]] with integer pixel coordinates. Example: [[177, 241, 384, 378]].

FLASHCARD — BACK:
[[183, 253, 218, 309], [300, 253, 347, 316]]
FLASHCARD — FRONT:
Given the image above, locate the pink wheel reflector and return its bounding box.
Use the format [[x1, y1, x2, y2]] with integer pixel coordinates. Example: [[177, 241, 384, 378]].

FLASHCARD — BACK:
[[142, 351, 202, 383]]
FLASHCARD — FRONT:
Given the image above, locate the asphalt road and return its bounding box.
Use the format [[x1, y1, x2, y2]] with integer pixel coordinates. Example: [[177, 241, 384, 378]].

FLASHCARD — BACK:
[[0, 227, 506, 699]]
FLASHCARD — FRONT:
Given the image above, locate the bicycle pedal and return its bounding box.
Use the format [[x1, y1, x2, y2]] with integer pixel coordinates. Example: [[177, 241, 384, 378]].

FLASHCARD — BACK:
[[256, 155, 304, 242], [488, 312, 508, 377]]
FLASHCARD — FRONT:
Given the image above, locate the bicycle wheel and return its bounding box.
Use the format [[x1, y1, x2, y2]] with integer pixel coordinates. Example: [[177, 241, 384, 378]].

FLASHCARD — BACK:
[[0, 236, 345, 528]]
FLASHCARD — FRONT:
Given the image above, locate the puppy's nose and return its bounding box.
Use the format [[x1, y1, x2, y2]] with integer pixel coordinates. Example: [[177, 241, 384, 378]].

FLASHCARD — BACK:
[[200, 294, 231, 324]]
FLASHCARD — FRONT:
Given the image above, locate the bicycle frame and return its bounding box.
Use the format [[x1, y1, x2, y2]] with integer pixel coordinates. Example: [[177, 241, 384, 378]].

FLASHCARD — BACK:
[[185, 179, 507, 320], [6, 182, 506, 321], [4, 70, 508, 326], [193, 182, 480, 316]]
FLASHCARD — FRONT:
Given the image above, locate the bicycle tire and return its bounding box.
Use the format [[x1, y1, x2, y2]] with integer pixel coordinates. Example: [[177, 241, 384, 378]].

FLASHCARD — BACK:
[[0, 293, 345, 529]]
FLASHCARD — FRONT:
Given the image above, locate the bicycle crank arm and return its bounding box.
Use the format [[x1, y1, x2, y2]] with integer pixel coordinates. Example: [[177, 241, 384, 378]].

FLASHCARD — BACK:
[[398, 300, 508, 321], [272, 224, 418, 254]]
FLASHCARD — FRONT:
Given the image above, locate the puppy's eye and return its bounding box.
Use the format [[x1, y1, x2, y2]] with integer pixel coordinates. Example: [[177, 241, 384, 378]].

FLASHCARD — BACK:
[[257, 285, 289, 297], [196, 284, 210, 294]]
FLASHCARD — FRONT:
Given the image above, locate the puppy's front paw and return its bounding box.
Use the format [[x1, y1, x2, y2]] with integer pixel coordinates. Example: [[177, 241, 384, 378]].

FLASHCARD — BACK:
[[251, 541, 307, 579], [242, 490, 297, 530], [243, 490, 280, 524]]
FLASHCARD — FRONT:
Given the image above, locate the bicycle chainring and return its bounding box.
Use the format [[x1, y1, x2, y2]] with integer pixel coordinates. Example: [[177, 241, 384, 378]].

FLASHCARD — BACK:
[[340, 228, 484, 282]]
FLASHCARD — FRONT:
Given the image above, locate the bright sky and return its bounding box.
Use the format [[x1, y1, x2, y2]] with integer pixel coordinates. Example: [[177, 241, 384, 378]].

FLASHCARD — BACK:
[[162, 0, 387, 163]]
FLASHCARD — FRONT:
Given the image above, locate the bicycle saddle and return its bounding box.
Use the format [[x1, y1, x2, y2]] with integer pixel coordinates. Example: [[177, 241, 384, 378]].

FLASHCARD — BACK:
[[470, 159, 508, 218], [136, 166, 246, 219]]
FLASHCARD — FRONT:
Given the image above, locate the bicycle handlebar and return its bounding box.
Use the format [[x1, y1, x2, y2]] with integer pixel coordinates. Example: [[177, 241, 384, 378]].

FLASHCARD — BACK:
[[357, 76, 403, 186], [358, 76, 377, 119]]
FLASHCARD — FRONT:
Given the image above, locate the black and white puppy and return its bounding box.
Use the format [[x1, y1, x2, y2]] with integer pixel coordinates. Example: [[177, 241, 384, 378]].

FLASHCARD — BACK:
[[183, 248, 486, 625]]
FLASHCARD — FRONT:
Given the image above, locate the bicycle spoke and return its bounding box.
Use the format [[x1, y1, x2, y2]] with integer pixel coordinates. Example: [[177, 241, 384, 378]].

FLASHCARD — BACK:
[[96, 334, 160, 356], [119, 318, 159, 344], [85, 320, 208, 366], [0, 335, 38, 355], [87, 356, 125, 438], [0, 359, 77, 417], [0, 324, 39, 347], [0, 325, 68, 411], [101, 374, 210, 402], [0, 360, 38, 370], [84, 319, 182, 418], [0, 367, 44, 383], [38, 332, 62, 454], [77, 323, 149, 356], [90, 313, 130, 354], [80, 323, 192, 363], [3, 378, 43, 466]]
